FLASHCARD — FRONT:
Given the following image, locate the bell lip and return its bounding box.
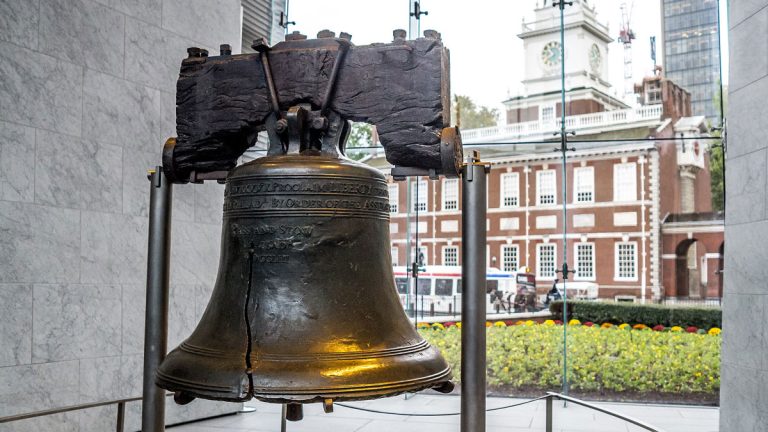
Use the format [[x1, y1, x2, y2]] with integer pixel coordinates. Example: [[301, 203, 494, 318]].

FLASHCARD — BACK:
[[250, 367, 453, 404], [248, 367, 453, 402], [155, 368, 251, 403], [156, 367, 452, 404]]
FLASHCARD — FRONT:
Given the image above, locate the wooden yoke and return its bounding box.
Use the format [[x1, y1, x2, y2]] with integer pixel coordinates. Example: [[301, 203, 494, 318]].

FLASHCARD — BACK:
[[163, 29, 461, 183]]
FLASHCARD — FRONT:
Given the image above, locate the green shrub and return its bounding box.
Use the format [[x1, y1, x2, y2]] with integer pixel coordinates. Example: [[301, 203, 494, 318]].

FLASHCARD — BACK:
[[420, 325, 720, 395], [548, 301, 721, 329]]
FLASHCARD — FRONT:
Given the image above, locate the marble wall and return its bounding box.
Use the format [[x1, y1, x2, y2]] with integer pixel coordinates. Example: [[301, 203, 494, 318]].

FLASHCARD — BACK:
[[720, 0, 768, 430], [0, 0, 254, 430]]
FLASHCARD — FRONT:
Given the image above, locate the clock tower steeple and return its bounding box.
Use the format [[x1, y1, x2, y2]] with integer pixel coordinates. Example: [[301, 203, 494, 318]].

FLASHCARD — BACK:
[[504, 0, 628, 124], [520, 0, 613, 95]]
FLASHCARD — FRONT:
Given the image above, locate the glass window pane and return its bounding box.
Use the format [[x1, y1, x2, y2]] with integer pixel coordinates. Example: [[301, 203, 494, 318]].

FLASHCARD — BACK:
[[614, 163, 637, 202], [395, 278, 408, 294], [417, 278, 431, 294], [443, 246, 459, 266], [501, 172, 519, 207], [442, 179, 459, 210], [537, 243, 556, 279], [435, 278, 453, 296], [388, 184, 399, 213], [411, 180, 428, 212], [537, 169, 556, 205], [575, 243, 595, 280], [574, 166, 594, 203], [501, 245, 518, 272], [615, 242, 637, 280]]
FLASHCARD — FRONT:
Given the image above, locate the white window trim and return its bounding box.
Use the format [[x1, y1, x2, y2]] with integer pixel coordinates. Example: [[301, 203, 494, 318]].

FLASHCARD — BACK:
[[442, 178, 459, 211], [536, 243, 557, 281], [573, 242, 596, 281], [573, 166, 595, 204], [614, 241, 638, 281], [442, 245, 459, 266], [500, 244, 519, 272], [391, 246, 398, 266], [388, 183, 399, 214], [613, 162, 637, 202], [500, 172, 520, 208], [536, 169, 557, 206]]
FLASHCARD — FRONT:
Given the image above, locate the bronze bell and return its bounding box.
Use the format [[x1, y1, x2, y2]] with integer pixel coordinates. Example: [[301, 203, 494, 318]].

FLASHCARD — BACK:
[[156, 107, 453, 410]]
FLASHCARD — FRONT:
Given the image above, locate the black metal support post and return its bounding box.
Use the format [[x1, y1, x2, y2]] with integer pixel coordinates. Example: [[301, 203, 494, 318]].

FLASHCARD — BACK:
[[461, 153, 489, 432], [545, 397, 553, 432], [141, 167, 173, 432], [115, 401, 125, 432]]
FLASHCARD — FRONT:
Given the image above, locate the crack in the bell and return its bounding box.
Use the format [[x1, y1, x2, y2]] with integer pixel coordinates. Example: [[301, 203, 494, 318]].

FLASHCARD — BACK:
[[244, 245, 256, 397]]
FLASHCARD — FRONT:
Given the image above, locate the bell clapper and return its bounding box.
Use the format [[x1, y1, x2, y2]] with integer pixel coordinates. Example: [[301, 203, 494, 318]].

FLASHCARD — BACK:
[[323, 398, 334, 413], [173, 391, 196, 405], [285, 403, 303, 421]]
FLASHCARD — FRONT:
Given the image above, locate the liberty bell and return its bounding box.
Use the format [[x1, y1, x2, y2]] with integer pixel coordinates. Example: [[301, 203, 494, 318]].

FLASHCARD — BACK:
[[156, 32, 461, 416]]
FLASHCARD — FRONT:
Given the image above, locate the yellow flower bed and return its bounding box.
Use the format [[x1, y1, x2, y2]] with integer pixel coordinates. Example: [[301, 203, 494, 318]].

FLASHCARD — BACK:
[[420, 324, 720, 395]]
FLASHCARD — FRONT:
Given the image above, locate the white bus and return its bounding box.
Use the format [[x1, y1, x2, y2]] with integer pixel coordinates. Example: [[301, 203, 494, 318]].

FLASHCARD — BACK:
[[392, 266, 516, 316]]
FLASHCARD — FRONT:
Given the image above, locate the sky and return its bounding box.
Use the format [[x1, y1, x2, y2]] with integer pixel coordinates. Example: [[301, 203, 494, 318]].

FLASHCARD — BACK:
[[286, 0, 728, 115]]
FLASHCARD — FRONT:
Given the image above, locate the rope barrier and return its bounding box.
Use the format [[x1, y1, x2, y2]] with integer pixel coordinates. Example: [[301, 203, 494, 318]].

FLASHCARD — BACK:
[[335, 394, 550, 417]]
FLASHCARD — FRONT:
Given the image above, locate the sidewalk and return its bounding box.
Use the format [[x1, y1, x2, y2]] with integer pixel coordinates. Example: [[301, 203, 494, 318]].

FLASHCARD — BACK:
[[169, 394, 719, 432]]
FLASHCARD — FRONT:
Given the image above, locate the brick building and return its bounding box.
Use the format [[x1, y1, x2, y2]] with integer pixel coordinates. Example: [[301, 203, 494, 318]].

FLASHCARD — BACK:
[[368, 0, 723, 302]]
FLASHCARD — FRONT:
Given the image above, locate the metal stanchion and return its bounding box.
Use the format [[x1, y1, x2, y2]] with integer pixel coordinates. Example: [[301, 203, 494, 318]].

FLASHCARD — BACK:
[[280, 404, 287, 432], [116, 402, 125, 432], [461, 152, 489, 432], [141, 167, 173, 432], [545, 396, 553, 432]]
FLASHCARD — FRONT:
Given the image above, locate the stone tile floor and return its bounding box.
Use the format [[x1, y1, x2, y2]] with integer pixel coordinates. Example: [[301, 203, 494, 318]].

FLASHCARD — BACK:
[[169, 394, 719, 432]]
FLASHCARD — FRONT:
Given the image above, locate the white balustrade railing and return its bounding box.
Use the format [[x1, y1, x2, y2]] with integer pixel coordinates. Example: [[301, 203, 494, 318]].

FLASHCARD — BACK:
[[460, 105, 664, 143]]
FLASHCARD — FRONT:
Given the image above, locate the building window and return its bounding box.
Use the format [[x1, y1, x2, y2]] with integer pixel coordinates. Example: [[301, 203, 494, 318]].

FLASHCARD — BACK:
[[615, 242, 638, 281], [391, 247, 398, 266], [501, 245, 519, 272], [443, 246, 459, 266], [388, 184, 399, 213], [500, 173, 519, 208], [574, 166, 594, 203], [435, 278, 453, 296], [647, 80, 661, 104], [536, 243, 557, 280], [411, 180, 428, 212], [537, 169, 556, 205], [442, 178, 459, 211], [614, 163, 637, 202], [541, 106, 555, 122], [412, 246, 428, 266], [574, 243, 595, 280]]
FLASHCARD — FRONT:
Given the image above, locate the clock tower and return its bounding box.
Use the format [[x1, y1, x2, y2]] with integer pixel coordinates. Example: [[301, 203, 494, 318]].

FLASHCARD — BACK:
[[505, 0, 627, 124]]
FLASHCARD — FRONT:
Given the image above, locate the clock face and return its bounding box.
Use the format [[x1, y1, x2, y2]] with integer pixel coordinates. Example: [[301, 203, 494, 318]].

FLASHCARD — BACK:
[[541, 41, 562, 68], [589, 44, 602, 74]]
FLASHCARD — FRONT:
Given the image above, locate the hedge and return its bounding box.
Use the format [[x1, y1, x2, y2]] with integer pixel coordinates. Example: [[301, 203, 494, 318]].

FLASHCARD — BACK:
[[420, 324, 720, 395], [548, 301, 721, 329]]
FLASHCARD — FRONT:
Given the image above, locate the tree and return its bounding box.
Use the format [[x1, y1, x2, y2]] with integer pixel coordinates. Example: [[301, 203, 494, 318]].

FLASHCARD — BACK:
[[709, 83, 727, 212], [345, 122, 373, 161], [709, 140, 724, 212], [452, 95, 498, 129]]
